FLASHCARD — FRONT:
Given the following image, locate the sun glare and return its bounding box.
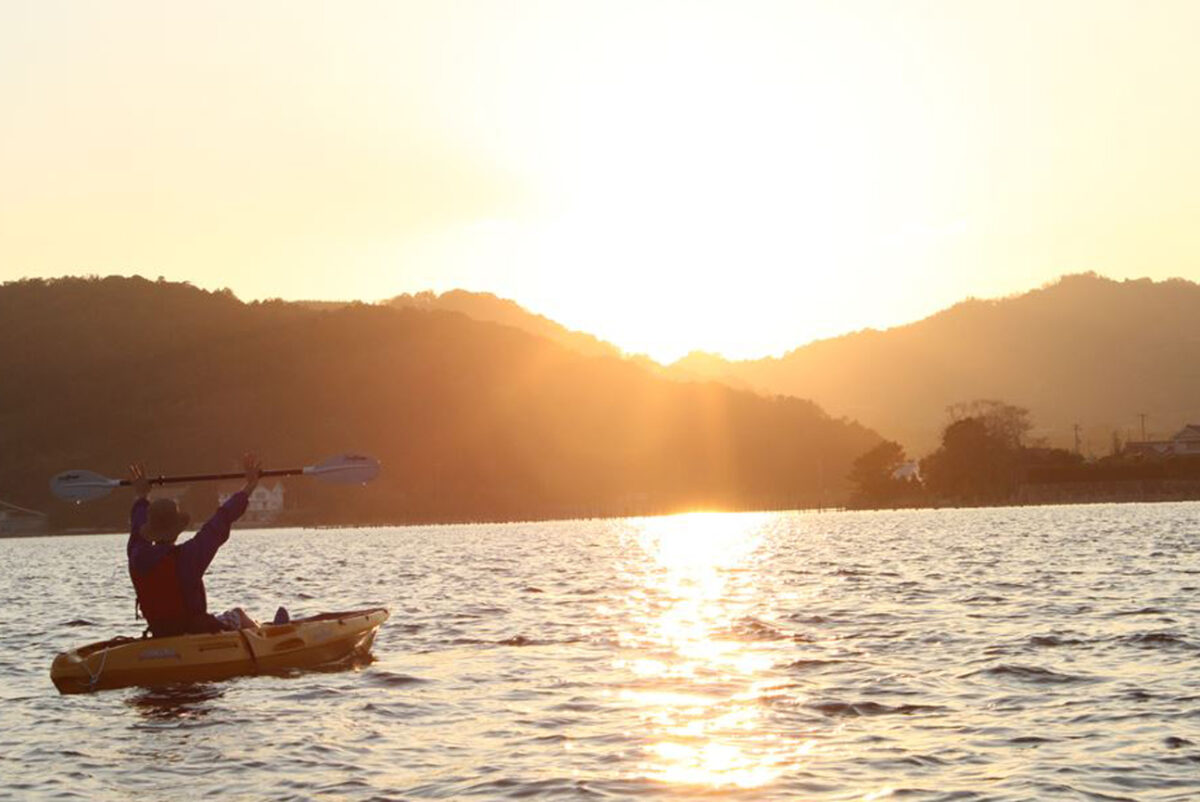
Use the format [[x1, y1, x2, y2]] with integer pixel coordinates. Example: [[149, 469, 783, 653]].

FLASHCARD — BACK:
[[612, 512, 811, 790], [389, 6, 948, 363]]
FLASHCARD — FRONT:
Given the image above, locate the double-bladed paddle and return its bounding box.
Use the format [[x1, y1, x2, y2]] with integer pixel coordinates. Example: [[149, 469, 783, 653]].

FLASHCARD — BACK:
[[50, 453, 381, 503]]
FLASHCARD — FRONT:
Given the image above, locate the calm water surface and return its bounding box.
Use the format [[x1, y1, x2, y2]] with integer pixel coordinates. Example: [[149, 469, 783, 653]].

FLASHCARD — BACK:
[[2, 504, 1199, 800]]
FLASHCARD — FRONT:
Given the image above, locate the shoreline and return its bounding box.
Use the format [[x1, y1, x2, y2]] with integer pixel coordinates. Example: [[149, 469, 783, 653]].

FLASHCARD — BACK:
[[8, 494, 1200, 539]]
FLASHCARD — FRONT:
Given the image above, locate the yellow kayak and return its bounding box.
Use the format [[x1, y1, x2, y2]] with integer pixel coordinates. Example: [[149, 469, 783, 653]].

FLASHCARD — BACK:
[[51, 608, 389, 694]]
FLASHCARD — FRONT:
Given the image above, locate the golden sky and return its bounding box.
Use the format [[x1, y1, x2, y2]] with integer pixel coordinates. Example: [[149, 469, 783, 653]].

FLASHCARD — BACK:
[[3, 1, 1199, 361]]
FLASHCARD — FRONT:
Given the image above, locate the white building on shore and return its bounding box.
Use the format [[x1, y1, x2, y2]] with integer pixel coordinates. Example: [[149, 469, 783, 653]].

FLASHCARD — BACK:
[[1124, 424, 1200, 458], [218, 482, 285, 525]]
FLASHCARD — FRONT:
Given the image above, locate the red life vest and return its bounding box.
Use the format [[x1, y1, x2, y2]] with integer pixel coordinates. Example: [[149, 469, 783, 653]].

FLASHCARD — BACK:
[[130, 549, 189, 638]]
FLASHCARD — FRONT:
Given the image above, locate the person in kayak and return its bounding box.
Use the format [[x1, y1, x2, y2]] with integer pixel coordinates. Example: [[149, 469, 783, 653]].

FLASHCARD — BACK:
[[127, 453, 283, 637]]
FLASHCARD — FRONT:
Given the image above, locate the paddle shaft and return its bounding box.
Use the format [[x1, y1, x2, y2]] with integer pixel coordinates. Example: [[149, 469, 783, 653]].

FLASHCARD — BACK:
[[119, 467, 305, 488]]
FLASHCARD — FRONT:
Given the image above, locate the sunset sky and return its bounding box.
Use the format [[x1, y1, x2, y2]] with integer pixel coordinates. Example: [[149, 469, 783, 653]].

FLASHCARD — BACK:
[[3, 1, 1199, 361]]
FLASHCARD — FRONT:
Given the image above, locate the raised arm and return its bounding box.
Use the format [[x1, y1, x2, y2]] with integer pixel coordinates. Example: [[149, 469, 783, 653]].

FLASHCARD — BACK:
[[176, 453, 263, 580], [127, 463, 151, 556]]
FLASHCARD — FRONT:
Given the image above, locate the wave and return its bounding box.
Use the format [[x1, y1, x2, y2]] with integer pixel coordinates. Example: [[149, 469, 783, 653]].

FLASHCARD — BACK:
[[1028, 634, 1088, 647], [785, 658, 845, 671], [967, 664, 1093, 684], [1119, 632, 1194, 649], [807, 700, 945, 718], [1111, 607, 1169, 616], [367, 671, 427, 688], [446, 635, 585, 648], [716, 617, 797, 642]]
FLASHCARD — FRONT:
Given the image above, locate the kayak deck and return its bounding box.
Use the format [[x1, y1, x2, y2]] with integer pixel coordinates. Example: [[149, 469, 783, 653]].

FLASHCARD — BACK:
[[51, 607, 388, 694]]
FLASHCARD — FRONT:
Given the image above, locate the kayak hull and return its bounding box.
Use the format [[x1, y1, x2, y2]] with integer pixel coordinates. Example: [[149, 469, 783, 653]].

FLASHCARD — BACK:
[[51, 607, 388, 694]]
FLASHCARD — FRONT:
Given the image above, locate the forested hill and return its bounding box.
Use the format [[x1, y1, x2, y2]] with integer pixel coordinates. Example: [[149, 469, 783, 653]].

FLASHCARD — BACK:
[[670, 274, 1200, 455], [1, 276, 879, 531]]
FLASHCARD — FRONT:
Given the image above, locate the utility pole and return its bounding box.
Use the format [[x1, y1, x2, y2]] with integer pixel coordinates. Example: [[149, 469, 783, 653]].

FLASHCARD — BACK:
[[1073, 423, 1082, 455], [1138, 412, 1148, 442]]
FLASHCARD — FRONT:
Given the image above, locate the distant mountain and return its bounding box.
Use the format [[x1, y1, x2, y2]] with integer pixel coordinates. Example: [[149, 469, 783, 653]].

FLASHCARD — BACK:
[[667, 274, 1200, 455], [0, 277, 879, 530], [386, 290, 624, 360]]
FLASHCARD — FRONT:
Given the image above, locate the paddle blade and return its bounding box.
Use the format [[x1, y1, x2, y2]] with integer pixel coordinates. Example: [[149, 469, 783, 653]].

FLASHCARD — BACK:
[[51, 470, 121, 503], [305, 453, 381, 485]]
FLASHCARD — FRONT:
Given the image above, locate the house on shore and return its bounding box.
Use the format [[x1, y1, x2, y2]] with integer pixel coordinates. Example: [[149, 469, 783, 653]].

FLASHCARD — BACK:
[[218, 481, 285, 525], [891, 461, 923, 483], [1124, 424, 1200, 458]]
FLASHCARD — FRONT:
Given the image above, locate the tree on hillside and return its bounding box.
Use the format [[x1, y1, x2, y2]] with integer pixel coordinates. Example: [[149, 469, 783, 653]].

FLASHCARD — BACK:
[[923, 401, 1032, 503], [848, 440, 912, 507], [946, 399, 1033, 449]]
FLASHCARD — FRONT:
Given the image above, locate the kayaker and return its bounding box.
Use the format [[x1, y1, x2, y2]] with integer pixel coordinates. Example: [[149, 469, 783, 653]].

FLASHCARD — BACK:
[[127, 453, 283, 637]]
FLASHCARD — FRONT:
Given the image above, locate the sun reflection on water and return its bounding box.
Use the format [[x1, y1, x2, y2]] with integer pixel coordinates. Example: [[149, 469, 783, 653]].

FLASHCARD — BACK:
[[615, 512, 811, 791]]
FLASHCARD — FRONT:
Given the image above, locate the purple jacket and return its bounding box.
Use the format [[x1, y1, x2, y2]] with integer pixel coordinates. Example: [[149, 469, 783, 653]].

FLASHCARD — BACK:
[[128, 492, 249, 621]]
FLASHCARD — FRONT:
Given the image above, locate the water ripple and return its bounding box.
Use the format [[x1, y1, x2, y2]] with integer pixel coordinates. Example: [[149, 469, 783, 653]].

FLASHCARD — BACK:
[[3, 503, 1200, 800]]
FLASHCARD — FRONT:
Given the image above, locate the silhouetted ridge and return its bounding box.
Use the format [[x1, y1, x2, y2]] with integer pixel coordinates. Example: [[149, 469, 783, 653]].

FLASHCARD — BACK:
[[667, 273, 1200, 453], [1, 276, 880, 531], [386, 289, 624, 360]]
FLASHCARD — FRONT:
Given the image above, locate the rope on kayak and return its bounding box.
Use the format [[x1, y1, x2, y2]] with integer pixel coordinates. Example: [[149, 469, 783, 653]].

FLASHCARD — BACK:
[[236, 628, 260, 675], [83, 647, 111, 692]]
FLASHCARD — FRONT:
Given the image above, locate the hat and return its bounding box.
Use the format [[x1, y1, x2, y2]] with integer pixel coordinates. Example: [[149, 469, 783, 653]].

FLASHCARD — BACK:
[[141, 498, 191, 543]]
